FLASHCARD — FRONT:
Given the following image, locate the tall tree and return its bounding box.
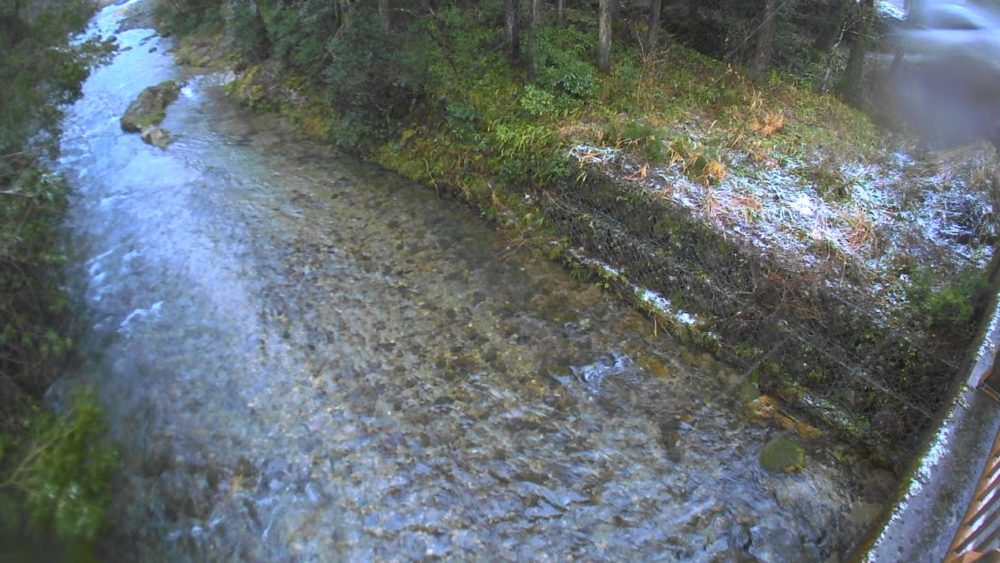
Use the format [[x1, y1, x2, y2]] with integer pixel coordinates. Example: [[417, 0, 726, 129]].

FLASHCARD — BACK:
[[527, 0, 542, 80], [598, 0, 612, 72], [841, 0, 875, 102], [0, 0, 25, 48], [378, 0, 390, 31], [751, 0, 778, 81], [644, 0, 662, 55], [505, 0, 521, 63], [813, 0, 849, 54], [557, 0, 565, 26]]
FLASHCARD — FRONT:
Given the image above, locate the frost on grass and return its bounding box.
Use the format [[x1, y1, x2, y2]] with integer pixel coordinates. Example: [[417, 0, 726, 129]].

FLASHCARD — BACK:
[[570, 140, 999, 317]]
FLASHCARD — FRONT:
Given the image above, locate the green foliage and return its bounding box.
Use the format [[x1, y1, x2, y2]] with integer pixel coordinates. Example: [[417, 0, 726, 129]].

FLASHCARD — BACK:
[[535, 25, 598, 100], [323, 8, 421, 150], [231, 0, 270, 62], [0, 0, 108, 429], [0, 390, 116, 542], [600, 51, 643, 112], [907, 266, 992, 336], [542, 153, 572, 184], [444, 100, 482, 143], [261, 0, 339, 75], [487, 117, 556, 182], [0, 163, 74, 403], [0, 2, 117, 549], [518, 85, 559, 118], [0, 0, 108, 156], [157, 0, 224, 37], [604, 118, 668, 165]]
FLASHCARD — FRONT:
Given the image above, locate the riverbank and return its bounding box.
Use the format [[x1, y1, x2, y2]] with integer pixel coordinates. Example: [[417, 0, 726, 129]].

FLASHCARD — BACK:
[[0, 0, 118, 554]]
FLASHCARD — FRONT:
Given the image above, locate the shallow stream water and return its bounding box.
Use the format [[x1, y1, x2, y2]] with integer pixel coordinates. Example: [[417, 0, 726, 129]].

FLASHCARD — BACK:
[[54, 2, 894, 560]]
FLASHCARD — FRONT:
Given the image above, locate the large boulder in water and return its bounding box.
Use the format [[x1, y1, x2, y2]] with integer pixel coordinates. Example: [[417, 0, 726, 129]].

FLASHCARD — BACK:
[[121, 80, 180, 133]]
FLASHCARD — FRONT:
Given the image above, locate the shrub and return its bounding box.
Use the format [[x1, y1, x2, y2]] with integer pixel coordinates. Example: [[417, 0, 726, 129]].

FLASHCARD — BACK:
[[231, 0, 270, 62], [0, 0, 118, 548], [0, 162, 73, 422], [0, 0, 109, 427], [604, 118, 669, 165], [263, 0, 339, 75], [907, 266, 992, 337], [445, 100, 482, 143], [518, 85, 559, 118], [536, 25, 598, 100], [0, 390, 116, 542], [323, 8, 427, 150], [158, 0, 224, 36]]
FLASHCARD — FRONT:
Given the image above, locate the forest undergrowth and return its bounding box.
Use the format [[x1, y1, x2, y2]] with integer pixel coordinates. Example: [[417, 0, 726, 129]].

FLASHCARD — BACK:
[[0, 0, 118, 553]]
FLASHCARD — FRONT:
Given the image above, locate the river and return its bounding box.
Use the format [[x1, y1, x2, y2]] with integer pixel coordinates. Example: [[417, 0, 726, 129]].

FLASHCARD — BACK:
[[54, 1, 894, 560]]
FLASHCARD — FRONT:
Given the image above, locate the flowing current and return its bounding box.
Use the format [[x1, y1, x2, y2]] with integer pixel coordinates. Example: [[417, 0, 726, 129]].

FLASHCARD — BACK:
[[54, 1, 894, 560]]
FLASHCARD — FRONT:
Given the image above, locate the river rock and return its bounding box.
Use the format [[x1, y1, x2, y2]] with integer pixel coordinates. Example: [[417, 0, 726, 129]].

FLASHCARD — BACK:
[[748, 525, 816, 561], [759, 436, 806, 473], [121, 80, 180, 133], [140, 125, 172, 148]]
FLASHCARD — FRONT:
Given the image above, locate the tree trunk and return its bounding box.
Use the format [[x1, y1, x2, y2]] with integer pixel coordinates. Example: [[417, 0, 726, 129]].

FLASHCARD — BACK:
[[557, 0, 565, 27], [378, 0, 390, 32], [813, 0, 843, 53], [889, 0, 923, 75], [645, 0, 662, 55], [527, 0, 541, 80], [751, 0, 778, 81], [336, 0, 352, 27], [598, 0, 612, 73], [251, 0, 271, 60], [505, 0, 521, 63], [841, 0, 874, 103]]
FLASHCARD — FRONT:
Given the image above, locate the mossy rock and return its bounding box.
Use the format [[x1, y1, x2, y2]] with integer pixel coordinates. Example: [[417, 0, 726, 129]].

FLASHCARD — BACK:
[[759, 436, 806, 473], [121, 81, 180, 133], [638, 356, 672, 378]]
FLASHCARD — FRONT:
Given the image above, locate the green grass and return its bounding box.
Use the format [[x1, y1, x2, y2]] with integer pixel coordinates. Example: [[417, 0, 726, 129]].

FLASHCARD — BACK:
[[359, 8, 885, 200]]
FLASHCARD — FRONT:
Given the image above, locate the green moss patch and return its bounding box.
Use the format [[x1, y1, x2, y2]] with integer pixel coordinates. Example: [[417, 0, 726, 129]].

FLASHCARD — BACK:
[[759, 437, 806, 473]]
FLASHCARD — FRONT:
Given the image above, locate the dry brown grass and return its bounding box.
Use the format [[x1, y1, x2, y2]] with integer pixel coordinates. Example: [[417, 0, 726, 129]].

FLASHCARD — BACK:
[[733, 194, 763, 222], [750, 110, 787, 137], [627, 163, 651, 181], [845, 212, 875, 250], [702, 159, 728, 184]]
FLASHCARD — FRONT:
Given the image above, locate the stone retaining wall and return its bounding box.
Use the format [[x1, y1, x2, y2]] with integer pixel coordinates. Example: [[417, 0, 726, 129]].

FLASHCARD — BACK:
[[542, 165, 967, 466]]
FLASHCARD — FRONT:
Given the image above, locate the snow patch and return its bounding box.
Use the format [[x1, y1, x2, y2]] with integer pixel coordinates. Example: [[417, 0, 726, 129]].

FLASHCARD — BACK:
[[569, 141, 998, 315]]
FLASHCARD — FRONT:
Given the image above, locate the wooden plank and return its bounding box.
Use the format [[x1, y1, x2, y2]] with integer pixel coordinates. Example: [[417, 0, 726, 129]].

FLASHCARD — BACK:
[[949, 430, 1000, 560]]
